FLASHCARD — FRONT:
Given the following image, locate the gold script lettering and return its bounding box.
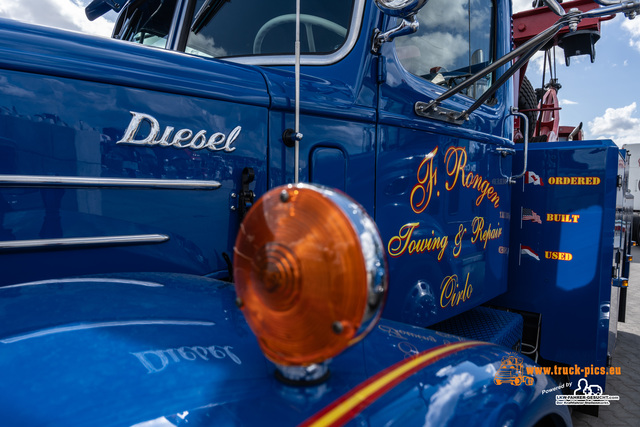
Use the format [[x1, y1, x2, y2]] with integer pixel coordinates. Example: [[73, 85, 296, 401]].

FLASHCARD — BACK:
[[387, 223, 448, 260], [410, 147, 438, 214], [440, 273, 473, 308], [444, 146, 500, 208], [470, 216, 503, 249]]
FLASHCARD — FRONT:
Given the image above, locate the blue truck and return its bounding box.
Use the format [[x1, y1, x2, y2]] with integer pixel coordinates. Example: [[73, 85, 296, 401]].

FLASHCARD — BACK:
[[0, 0, 637, 425]]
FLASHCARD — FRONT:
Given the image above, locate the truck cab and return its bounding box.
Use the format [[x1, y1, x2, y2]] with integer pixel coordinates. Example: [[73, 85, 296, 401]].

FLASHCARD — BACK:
[[1, 0, 515, 326]]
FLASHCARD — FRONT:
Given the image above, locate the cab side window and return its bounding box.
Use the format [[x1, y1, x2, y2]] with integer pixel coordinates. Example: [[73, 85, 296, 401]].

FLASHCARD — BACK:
[[395, 0, 495, 100], [185, 0, 354, 59], [115, 0, 178, 48]]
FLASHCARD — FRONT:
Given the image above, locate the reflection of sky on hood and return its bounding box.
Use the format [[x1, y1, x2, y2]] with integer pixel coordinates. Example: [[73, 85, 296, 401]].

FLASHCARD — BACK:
[[425, 357, 550, 425], [427, 369, 475, 426], [427, 360, 493, 425], [0, 76, 36, 99]]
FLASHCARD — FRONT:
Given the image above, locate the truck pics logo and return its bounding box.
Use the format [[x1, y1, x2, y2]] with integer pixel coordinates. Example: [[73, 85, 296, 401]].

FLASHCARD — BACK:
[[555, 378, 620, 406], [117, 111, 241, 152], [574, 378, 602, 395], [493, 355, 534, 386], [495, 361, 622, 406]]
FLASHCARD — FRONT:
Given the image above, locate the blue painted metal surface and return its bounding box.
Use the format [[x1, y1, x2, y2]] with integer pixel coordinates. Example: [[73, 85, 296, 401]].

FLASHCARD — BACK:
[[0, 0, 516, 330], [0, 18, 269, 286], [262, 0, 380, 210], [0, 273, 570, 426], [373, 0, 515, 327], [0, 18, 269, 105], [492, 139, 621, 392], [430, 306, 524, 351]]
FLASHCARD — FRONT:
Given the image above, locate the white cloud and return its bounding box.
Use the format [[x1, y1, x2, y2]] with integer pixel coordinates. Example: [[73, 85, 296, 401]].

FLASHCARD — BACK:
[[560, 99, 578, 105], [185, 33, 228, 58], [527, 47, 569, 75], [396, 32, 469, 75], [426, 373, 475, 426], [419, 0, 468, 30], [0, 0, 114, 37], [512, 0, 533, 14], [622, 17, 640, 53], [623, 16, 640, 37], [589, 102, 640, 146]]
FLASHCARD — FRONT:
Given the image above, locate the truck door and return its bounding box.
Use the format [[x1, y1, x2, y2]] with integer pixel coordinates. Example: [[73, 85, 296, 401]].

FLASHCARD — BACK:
[[375, 0, 515, 327], [180, 0, 378, 214], [0, 0, 270, 285]]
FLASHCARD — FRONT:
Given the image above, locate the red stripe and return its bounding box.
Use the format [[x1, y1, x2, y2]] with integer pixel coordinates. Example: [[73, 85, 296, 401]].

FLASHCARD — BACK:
[[299, 340, 488, 427]]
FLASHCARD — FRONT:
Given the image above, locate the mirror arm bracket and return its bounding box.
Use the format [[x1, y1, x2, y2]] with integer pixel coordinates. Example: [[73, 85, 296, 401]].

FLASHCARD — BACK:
[[372, 14, 419, 53]]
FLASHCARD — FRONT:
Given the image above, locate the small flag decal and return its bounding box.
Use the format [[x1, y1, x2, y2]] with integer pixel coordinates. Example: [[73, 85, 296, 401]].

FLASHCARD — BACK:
[[525, 171, 543, 186], [522, 208, 542, 224], [521, 245, 540, 261]]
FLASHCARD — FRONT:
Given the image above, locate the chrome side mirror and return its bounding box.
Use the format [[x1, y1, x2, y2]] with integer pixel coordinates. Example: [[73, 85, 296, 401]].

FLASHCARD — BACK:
[[374, 0, 430, 18], [372, 0, 430, 53]]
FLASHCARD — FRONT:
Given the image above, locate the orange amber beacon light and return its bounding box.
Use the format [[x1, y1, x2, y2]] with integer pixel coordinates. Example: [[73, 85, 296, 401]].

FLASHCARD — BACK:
[[233, 183, 387, 383]]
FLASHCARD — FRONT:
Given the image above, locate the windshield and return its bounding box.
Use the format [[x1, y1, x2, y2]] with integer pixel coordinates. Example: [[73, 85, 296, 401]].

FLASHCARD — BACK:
[[186, 0, 355, 59]]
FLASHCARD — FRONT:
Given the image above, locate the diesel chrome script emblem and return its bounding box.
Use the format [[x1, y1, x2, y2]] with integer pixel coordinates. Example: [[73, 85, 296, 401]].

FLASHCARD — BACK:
[[117, 111, 240, 152]]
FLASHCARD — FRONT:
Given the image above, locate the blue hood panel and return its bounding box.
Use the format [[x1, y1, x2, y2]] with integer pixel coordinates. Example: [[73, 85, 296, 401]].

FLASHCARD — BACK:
[[0, 273, 569, 426]]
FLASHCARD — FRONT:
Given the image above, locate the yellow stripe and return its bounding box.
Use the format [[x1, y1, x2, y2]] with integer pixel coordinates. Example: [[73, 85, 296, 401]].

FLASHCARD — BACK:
[[309, 341, 479, 426]]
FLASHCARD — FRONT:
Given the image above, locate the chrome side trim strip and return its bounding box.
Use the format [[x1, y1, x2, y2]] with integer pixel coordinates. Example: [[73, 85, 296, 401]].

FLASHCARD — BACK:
[[0, 175, 221, 190], [0, 234, 169, 250]]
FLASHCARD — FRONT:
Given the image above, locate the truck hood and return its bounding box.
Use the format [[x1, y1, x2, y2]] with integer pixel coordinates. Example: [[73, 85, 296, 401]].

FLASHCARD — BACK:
[[0, 273, 570, 426]]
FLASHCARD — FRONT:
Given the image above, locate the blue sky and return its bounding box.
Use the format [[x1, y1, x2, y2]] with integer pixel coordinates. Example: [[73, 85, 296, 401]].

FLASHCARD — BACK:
[[0, 0, 638, 146], [512, 0, 640, 146]]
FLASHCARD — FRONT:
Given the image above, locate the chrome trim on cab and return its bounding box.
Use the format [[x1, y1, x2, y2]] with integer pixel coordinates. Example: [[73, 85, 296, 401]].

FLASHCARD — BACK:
[[0, 175, 221, 190], [0, 234, 169, 250], [226, 0, 365, 66]]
